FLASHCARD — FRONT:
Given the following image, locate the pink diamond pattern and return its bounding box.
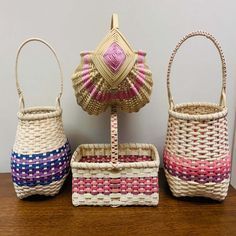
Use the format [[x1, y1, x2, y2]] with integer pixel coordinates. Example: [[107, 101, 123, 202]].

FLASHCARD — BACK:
[[103, 42, 126, 73]]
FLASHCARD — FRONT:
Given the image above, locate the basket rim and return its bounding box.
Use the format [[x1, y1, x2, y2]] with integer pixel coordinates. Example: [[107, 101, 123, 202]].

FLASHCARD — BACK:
[[70, 143, 160, 169], [169, 102, 227, 121], [17, 106, 62, 121]]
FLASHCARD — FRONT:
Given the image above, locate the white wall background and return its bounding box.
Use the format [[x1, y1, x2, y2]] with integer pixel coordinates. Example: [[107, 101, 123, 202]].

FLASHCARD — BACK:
[[0, 0, 235, 186]]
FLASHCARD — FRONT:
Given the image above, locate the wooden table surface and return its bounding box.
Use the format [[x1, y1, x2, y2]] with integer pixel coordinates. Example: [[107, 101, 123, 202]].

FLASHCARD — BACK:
[[0, 169, 236, 236]]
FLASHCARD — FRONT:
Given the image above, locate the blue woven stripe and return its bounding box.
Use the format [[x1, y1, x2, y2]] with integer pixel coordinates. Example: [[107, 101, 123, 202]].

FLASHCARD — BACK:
[[12, 142, 70, 160], [11, 141, 71, 187]]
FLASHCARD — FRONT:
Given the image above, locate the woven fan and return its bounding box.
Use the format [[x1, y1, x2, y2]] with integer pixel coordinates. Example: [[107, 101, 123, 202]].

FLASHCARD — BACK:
[[72, 14, 153, 115]]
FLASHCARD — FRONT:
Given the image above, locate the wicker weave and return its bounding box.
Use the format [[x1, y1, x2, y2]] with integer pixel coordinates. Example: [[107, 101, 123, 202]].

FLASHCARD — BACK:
[[163, 31, 231, 201], [11, 38, 71, 199], [71, 14, 153, 115], [71, 106, 159, 206]]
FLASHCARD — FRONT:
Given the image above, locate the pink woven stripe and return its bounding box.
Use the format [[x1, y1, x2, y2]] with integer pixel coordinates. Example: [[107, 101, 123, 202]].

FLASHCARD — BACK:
[[163, 149, 231, 183], [81, 51, 146, 102], [72, 176, 158, 195], [80, 155, 152, 163]]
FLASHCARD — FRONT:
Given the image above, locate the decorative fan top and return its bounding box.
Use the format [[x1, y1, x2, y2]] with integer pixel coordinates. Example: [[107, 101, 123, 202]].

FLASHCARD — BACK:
[[92, 14, 137, 88], [71, 14, 153, 115]]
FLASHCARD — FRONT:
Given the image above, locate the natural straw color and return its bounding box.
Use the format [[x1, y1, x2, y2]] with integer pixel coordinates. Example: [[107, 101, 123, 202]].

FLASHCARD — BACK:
[[164, 31, 231, 201], [71, 106, 160, 206], [12, 38, 71, 199], [71, 14, 158, 206], [14, 107, 66, 154], [13, 176, 67, 199], [71, 14, 153, 115], [110, 106, 119, 164], [15, 38, 63, 110]]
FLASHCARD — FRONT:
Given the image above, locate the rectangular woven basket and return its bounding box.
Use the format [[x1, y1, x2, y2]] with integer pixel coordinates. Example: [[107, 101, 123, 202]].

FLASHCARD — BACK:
[[71, 107, 159, 206]]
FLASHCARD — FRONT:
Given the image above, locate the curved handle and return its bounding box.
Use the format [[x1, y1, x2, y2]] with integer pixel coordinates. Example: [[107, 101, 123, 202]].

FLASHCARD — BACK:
[[110, 13, 119, 30], [167, 31, 227, 110], [15, 38, 64, 110], [110, 106, 119, 166]]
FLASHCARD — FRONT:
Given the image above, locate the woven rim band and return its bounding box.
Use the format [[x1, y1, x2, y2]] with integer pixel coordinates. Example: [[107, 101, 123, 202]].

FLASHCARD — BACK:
[[169, 102, 228, 121], [70, 143, 160, 169], [167, 31, 227, 110], [17, 106, 62, 121]]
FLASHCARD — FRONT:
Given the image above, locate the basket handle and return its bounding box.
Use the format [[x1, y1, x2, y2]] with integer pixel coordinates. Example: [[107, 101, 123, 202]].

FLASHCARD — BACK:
[[15, 38, 64, 110], [167, 31, 227, 110], [110, 105, 119, 166], [110, 13, 119, 30]]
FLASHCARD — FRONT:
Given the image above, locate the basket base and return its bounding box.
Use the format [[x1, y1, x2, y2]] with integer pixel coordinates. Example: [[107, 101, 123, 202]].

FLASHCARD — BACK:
[[72, 192, 159, 206], [13, 175, 68, 199], [164, 171, 230, 201]]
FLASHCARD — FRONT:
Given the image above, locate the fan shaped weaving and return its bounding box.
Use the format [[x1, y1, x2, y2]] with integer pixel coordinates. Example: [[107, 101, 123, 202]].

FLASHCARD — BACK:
[[72, 14, 153, 115]]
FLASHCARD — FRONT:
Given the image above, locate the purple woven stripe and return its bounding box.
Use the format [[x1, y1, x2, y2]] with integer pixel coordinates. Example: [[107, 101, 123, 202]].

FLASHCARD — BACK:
[[11, 141, 72, 187], [12, 169, 69, 187], [12, 161, 70, 178], [11, 146, 71, 165], [164, 165, 230, 184]]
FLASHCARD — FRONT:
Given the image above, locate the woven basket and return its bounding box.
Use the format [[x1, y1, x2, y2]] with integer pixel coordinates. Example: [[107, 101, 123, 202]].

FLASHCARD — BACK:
[[163, 31, 231, 201], [71, 106, 159, 206], [11, 38, 72, 199]]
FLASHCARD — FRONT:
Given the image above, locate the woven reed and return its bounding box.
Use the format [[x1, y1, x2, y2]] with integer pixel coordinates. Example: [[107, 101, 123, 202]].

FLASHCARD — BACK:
[[71, 106, 160, 206], [13, 176, 67, 199], [164, 173, 230, 201], [72, 63, 152, 115], [14, 38, 67, 154], [164, 31, 231, 201], [14, 107, 67, 154], [71, 143, 159, 206], [71, 143, 159, 170], [71, 14, 153, 115], [72, 193, 159, 207], [12, 38, 70, 198]]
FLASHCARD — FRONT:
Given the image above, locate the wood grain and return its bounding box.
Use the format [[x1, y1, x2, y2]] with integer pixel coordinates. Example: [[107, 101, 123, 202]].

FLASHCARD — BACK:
[[0, 169, 236, 236]]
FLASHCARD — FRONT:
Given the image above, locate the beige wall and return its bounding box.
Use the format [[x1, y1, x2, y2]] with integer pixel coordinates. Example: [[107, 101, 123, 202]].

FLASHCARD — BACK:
[[0, 0, 235, 187]]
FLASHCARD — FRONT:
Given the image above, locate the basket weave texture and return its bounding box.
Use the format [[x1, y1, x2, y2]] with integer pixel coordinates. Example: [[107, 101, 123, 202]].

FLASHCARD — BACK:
[[71, 14, 153, 115], [71, 107, 160, 206], [71, 14, 159, 206], [11, 38, 71, 199], [163, 31, 231, 201]]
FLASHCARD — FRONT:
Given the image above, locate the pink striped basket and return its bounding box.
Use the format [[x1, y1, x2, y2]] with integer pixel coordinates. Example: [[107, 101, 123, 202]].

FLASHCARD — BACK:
[[71, 107, 159, 206], [163, 31, 231, 201]]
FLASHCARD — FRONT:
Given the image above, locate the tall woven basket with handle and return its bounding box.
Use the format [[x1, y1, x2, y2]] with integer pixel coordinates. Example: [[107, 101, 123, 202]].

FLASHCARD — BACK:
[[71, 106, 160, 206], [11, 38, 71, 199], [163, 31, 231, 201]]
